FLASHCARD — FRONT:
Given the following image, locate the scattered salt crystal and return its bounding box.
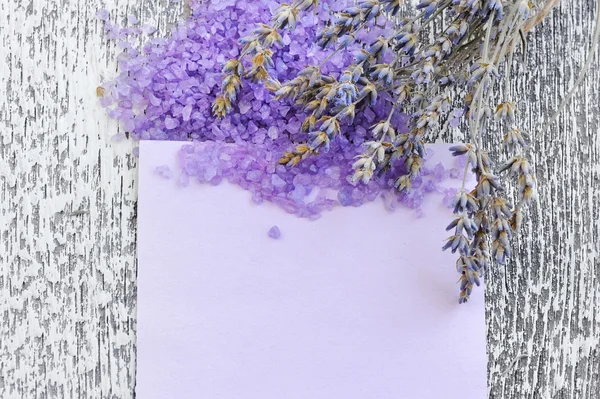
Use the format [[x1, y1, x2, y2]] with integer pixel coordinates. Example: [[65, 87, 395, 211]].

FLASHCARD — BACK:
[[252, 193, 263, 204], [433, 163, 445, 181], [111, 132, 127, 142], [178, 173, 190, 188], [443, 188, 458, 209], [96, 9, 109, 21], [155, 165, 172, 179], [268, 226, 281, 239]]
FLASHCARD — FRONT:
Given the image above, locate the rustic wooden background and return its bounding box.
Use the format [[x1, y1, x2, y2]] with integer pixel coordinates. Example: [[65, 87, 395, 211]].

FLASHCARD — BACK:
[[1, 0, 598, 398]]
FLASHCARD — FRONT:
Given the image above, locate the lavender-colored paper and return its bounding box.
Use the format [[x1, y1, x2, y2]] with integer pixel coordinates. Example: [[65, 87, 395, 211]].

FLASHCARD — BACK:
[[137, 141, 486, 399]]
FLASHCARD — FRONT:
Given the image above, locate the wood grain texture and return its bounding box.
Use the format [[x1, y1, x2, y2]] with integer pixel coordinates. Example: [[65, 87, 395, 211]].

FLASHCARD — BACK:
[[0, 0, 598, 398]]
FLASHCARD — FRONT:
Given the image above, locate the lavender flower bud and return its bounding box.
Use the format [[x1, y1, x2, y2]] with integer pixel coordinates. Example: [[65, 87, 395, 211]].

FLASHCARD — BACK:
[[382, 0, 402, 15], [358, 0, 381, 20]]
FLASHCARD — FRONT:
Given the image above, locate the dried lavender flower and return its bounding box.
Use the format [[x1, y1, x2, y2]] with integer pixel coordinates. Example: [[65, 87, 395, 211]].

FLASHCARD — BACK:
[[212, 0, 542, 302], [99, 0, 558, 304]]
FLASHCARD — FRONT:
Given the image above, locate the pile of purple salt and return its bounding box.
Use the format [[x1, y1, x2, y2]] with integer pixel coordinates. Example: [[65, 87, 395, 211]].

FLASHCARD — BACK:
[[98, 0, 379, 142], [98, 0, 463, 219], [173, 140, 464, 219]]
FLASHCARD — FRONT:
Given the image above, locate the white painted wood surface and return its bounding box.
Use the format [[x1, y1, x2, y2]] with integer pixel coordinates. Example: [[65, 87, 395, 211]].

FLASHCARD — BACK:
[[0, 0, 598, 398]]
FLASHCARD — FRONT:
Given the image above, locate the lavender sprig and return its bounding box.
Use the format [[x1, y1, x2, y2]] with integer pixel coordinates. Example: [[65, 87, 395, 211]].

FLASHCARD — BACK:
[[444, 0, 537, 303], [215, 0, 539, 303], [212, 0, 320, 118]]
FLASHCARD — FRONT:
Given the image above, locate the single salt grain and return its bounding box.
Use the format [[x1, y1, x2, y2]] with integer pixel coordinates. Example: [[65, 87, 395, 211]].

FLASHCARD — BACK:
[[165, 117, 180, 130], [267, 126, 278, 139], [96, 9, 109, 21], [443, 188, 458, 209], [155, 165, 172, 179], [271, 174, 286, 188], [433, 163, 445, 181], [204, 166, 217, 181], [268, 225, 281, 239], [239, 101, 251, 114], [423, 179, 437, 192], [111, 132, 127, 142], [178, 173, 190, 188], [337, 188, 353, 207], [142, 24, 157, 34]]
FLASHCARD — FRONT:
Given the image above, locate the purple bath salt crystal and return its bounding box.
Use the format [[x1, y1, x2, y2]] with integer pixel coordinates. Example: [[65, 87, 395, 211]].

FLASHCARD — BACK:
[[96, 8, 109, 20], [239, 101, 251, 115], [271, 174, 286, 188], [424, 148, 435, 160], [289, 184, 306, 203], [239, 157, 253, 170], [268, 225, 281, 239], [402, 190, 424, 209], [443, 188, 459, 209], [182, 104, 193, 121], [127, 15, 139, 25], [204, 165, 218, 181], [279, 106, 290, 117], [252, 193, 263, 204], [363, 107, 376, 122], [449, 108, 465, 128], [178, 173, 190, 188], [267, 126, 278, 139], [165, 117, 180, 130], [433, 163, 445, 181], [381, 190, 397, 212], [414, 208, 424, 218], [337, 188, 353, 207], [325, 166, 341, 180], [449, 168, 460, 178], [112, 132, 127, 142], [423, 179, 437, 193], [155, 165, 172, 179], [247, 121, 259, 134], [219, 153, 232, 162], [411, 176, 423, 189], [246, 170, 262, 182], [455, 154, 468, 168], [183, 159, 199, 176], [142, 24, 157, 34]]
